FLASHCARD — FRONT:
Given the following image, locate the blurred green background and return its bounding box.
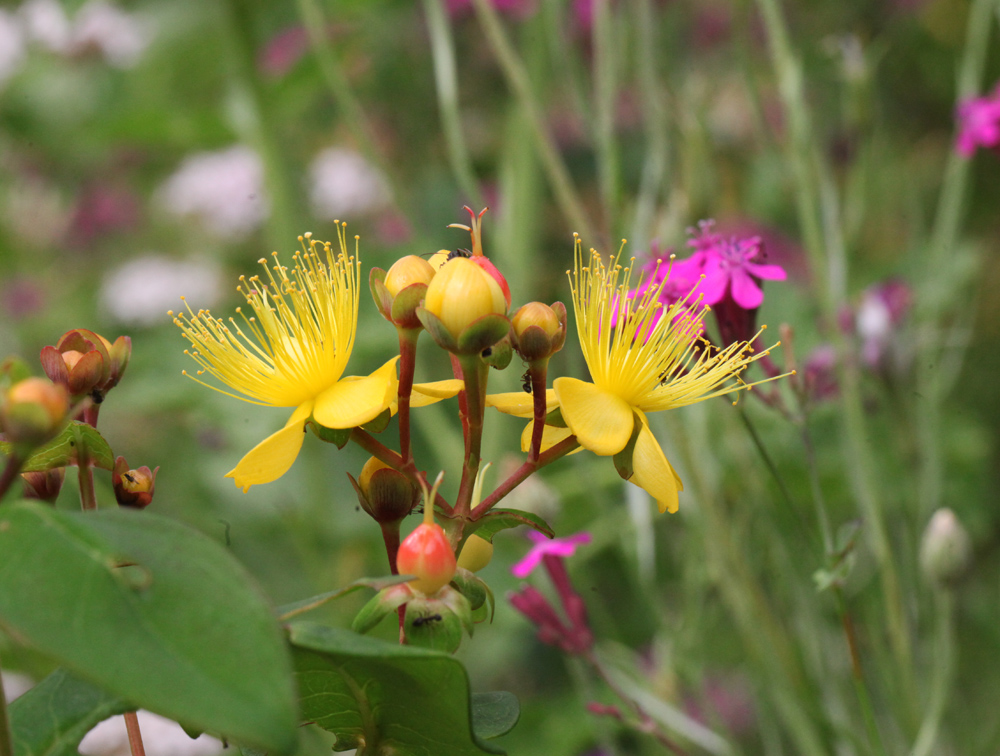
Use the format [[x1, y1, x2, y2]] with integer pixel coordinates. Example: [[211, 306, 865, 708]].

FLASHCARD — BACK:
[[1, 0, 999, 754]]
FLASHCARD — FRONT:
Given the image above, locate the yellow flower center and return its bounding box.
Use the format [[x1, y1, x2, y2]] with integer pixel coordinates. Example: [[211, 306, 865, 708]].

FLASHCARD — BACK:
[[172, 224, 360, 408]]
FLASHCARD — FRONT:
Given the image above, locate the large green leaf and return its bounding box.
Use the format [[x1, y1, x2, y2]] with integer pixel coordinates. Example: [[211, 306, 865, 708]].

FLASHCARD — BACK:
[[8, 668, 130, 756], [290, 622, 516, 755], [0, 501, 298, 754]]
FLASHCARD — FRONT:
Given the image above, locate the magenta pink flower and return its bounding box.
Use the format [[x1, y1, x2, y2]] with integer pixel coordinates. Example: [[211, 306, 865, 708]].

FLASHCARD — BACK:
[[955, 84, 1000, 157], [687, 222, 786, 310], [511, 530, 591, 579]]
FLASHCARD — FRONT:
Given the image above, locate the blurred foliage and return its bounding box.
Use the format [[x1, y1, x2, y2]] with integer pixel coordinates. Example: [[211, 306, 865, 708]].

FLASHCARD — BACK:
[[1, 0, 999, 754]]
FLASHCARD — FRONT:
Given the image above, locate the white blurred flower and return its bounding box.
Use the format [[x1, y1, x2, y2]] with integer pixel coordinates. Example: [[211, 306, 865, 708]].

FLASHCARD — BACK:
[[2, 670, 33, 700], [79, 711, 223, 756], [0, 10, 26, 87], [158, 146, 269, 238], [308, 147, 389, 220], [101, 255, 223, 327], [70, 0, 150, 68], [18, 0, 71, 53]]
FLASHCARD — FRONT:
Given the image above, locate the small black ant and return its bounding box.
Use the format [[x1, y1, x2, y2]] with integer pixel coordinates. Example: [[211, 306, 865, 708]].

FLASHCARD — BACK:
[[447, 248, 472, 261], [481, 347, 492, 358], [412, 613, 443, 627], [123, 472, 136, 484], [521, 370, 533, 394]]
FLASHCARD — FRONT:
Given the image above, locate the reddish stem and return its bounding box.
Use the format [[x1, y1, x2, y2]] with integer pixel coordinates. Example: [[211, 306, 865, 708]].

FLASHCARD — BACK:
[[471, 435, 579, 519], [527, 362, 549, 462], [396, 330, 419, 466], [124, 712, 146, 756]]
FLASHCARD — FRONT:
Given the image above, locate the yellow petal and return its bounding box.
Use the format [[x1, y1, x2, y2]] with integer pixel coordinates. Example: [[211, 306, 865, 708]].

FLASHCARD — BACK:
[[411, 379, 464, 408], [520, 421, 577, 454], [226, 404, 313, 493], [486, 389, 557, 418], [553, 377, 634, 456], [313, 357, 399, 429], [630, 418, 681, 513]]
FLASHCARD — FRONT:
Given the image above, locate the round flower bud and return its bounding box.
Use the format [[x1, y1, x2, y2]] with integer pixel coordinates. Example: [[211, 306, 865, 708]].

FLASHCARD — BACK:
[[0, 377, 70, 446], [22, 467, 66, 502], [423, 257, 507, 339], [112, 456, 158, 509], [511, 301, 567, 361], [919, 508, 971, 587], [384, 255, 435, 298], [457, 534, 494, 573], [353, 457, 417, 524], [396, 522, 457, 595]]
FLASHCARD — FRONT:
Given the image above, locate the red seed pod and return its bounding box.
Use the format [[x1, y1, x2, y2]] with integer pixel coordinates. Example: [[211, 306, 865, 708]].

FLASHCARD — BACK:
[[396, 523, 457, 596]]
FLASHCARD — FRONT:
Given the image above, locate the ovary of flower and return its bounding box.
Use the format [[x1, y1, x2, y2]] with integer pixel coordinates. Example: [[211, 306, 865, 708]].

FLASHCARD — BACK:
[[172, 225, 399, 492], [554, 238, 775, 513]]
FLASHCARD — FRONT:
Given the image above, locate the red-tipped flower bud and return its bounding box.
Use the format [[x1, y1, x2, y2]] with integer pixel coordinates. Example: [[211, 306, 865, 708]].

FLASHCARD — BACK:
[[396, 523, 457, 595], [423, 258, 507, 340], [1, 377, 70, 447], [112, 456, 158, 509]]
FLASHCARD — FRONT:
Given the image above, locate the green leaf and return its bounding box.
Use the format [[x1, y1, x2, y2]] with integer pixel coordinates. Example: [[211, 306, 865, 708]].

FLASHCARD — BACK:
[[470, 692, 520, 740], [469, 509, 554, 543], [9, 668, 130, 756], [277, 574, 411, 621], [290, 622, 511, 755], [0, 501, 298, 754], [16, 422, 115, 472]]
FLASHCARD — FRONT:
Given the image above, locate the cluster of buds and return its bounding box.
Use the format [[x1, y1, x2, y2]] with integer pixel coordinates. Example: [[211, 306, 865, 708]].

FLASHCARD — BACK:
[[39, 329, 131, 425]]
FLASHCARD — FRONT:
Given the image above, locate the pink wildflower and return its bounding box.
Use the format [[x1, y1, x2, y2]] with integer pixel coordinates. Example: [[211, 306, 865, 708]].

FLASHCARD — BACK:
[[955, 84, 1000, 157], [687, 221, 787, 310], [511, 530, 591, 579]]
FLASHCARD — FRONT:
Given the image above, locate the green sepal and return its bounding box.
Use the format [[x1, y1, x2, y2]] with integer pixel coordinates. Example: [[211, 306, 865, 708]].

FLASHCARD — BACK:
[[306, 419, 351, 448], [612, 411, 643, 481], [369, 267, 392, 320], [456, 314, 510, 355], [469, 508, 554, 543], [544, 407, 566, 427], [352, 582, 413, 634], [6, 421, 115, 472], [482, 334, 512, 370], [416, 306, 459, 352], [361, 407, 392, 434], [512, 324, 552, 362], [404, 594, 466, 653], [390, 282, 429, 329], [450, 567, 487, 611]]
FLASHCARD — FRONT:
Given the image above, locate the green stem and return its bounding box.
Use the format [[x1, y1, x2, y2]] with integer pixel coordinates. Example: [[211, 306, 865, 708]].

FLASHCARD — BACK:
[[583, 649, 691, 756], [915, 0, 996, 521], [454, 356, 488, 518], [629, 0, 669, 250], [592, 0, 620, 235], [295, 0, 407, 217], [910, 589, 955, 756], [835, 588, 888, 756], [78, 465, 97, 512], [754, 0, 911, 676], [469, 0, 597, 243], [422, 0, 485, 207], [225, 0, 301, 251], [0, 653, 12, 756], [0, 456, 22, 502]]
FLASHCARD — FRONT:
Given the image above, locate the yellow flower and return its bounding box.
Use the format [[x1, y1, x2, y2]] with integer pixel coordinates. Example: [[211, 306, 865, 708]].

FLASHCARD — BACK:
[[173, 225, 398, 492], [552, 238, 772, 513]]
